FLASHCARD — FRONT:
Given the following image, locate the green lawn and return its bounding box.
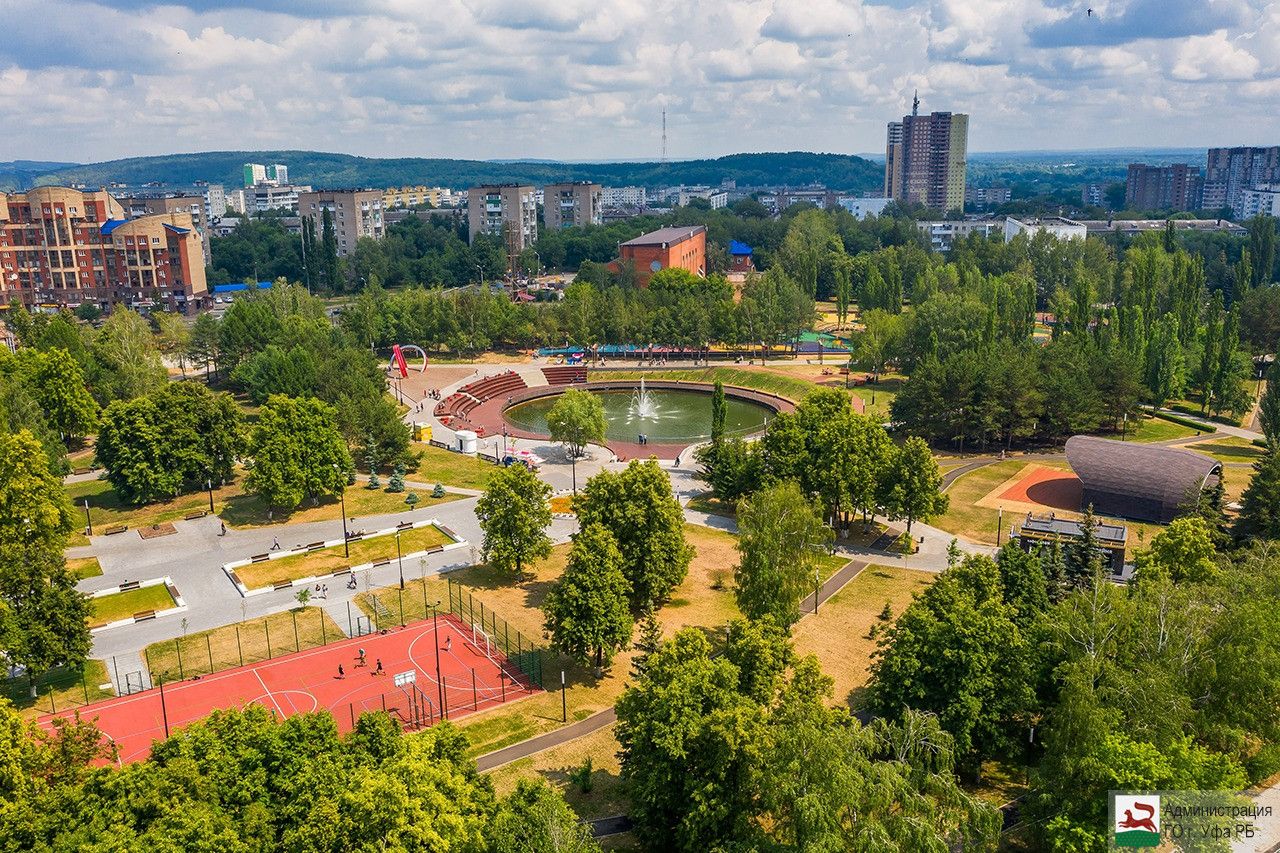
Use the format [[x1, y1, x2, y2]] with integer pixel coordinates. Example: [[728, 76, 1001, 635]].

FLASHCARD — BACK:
[[67, 557, 103, 579], [219, 480, 459, 528], [1125, 414, 1200, 443], [849, 375, 903, 422], [235, 523, 454, 590], [934, 460, 1038, 545], [144, 606, 342, 681], [68, 477, 231, 544], [4, 659, 113, 719], [1184, 435, 1266, 463], [410, 443, 496, 490], [89, 584, 177, 627]]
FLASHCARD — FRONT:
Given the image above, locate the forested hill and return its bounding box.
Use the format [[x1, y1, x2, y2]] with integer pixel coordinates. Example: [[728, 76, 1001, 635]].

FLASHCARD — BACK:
[[13, 150, 883, 193]]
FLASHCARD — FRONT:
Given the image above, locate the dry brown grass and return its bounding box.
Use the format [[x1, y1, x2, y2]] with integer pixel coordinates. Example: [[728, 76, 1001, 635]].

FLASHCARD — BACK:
[[486, 723, 629, 821], [791, 564, 935, 711], [143, 606, 343, 680], [236, 524, 453, 590]]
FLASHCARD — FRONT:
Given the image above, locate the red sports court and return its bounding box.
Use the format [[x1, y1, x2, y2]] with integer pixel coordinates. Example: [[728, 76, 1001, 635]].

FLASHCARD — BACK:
[[42, 613, 540, 764]]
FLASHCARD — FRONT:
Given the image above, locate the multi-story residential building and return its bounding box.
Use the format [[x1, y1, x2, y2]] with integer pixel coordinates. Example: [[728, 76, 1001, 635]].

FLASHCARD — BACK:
[[884, 96, 969, 212], [0, 187, 208, 313], [296, 189, 385, 257], [964, 186, 1012, 209], [243, 163, 289, 187], [614, 225, 706, 286], [676, 187, 728, 209], [122, 195, 210, 258], [543, 182, 603, 229], [205, 184, 226, 220], [227, 184, 313, 215], [467, 184, 537, 253], [601, 186, 646, 208], [1081, 183, 1109, 207], [915, 219, 1000, 252], [1003, 216, 1087, 243], [1203, 146, 1280, 214], [1124, 163, 1203, 212], [836, 196, 892, 219], [382, 186, 456, 209], [1238, 187, 1280, 218]]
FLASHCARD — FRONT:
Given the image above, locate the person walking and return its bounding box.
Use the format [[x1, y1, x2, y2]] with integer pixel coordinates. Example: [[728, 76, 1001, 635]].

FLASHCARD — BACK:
[[445, 636, 452, 653], [337, 664, 345, 679], [271, 536, 280, 551], [219, 521, 227, 536], [358, 648, 367, 667], [374, 659, 384, 676]]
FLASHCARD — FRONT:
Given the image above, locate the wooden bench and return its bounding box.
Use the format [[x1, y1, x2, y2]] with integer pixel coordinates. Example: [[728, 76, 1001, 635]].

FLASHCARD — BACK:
[[251, 553, 270, 563], [272, 580, 293, 591], [118, 580, 141, 591], [183, 510, 209, 521], [372, 558, 391, 567], [133, 610, 157, 622], [104, 525, 129, 536]]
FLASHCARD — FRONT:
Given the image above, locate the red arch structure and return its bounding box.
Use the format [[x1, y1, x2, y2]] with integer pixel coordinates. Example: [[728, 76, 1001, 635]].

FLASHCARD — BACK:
[[389, 344, 428, 377]]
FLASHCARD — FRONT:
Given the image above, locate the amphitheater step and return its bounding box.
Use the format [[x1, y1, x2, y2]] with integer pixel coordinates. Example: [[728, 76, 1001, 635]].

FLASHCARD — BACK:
[[523, 369, 549, 388]]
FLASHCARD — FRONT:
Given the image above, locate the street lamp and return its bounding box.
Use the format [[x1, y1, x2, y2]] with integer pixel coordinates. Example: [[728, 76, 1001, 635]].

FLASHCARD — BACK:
[[396, 530, 405, 590], [431, 601, 444, 713], [334, 463, 349, 558], [206, 477, 215, 514]]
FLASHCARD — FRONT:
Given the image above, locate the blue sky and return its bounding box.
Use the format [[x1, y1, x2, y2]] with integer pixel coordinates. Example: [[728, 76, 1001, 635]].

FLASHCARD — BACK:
[[1, 0, 1276, 163]]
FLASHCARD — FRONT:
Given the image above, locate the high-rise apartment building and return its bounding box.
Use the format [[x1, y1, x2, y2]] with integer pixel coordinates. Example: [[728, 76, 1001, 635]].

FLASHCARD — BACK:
[[467, 184, 537, 254], [543, 182, 603, 229], [883, 95, 968, 213], [1124, 163, 1204, 212], [382, 186, 456, 209], [1238, 187, 1280, 218], [227, 183, 313, 215], [0, 187, 208, 313], [296, 189, 385, 257], [205, 184, 226, 220], [1203, 147, 1280, 214], [243, 163, 289, 187]]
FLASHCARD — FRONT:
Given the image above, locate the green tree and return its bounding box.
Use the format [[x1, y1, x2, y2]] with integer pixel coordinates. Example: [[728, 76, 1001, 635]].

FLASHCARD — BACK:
[[96, 383, 242, 504], [709, 380, 726, 445], [543, 524, 632, 670], [869, 554, 1034, 767], [1259, 360, 1280, 449], [90, 309, 167, 402], [1234, 450, 1280, 543], [1135, 516, 1219, 585], [883, 436, 948, 537], [734, 481, 833, 627], [1249, 214, 1277, 287], [12, 348, 98, 440], [575, 460, 693, 607], [489, 780, 602, 853], [476, 462, 552, 575], [186, 312, 221, 377], [154, 313, 192, 377], [244, 395, 350, 513], [546, 388, 605, 489], [0, 430, 90, 695]]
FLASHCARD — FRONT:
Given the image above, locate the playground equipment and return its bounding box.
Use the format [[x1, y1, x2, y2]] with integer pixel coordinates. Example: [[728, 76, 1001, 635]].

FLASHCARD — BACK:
[[389, 344, 428, 378]]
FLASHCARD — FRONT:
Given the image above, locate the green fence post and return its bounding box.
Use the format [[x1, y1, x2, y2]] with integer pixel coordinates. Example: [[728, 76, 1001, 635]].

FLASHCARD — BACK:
[[206, 634, 214, 674], [321, 612, 327, 646], [265, 619, 272, 659], [292, 610, 300, 652], [143, 648, 153, 688], [81, 668, 89, 706], [236, 625, 244, 667], [398, 588, 405, 627], [175, 639, 184, 680]]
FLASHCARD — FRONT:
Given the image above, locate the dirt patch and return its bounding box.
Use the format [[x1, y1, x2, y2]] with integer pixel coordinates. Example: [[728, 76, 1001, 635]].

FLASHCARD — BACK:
[[137, 522, 177, 540]]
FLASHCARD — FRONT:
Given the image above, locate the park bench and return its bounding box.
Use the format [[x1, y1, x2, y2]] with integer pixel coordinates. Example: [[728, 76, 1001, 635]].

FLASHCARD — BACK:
[[118, 580, 141, 591], [183, 510, 208, 521], [372, 558, 391, 567], [104, 525, 129, 536], [133, 610, 156, 622], [251, 553, 270, 562], [272, 580, 293, 591]]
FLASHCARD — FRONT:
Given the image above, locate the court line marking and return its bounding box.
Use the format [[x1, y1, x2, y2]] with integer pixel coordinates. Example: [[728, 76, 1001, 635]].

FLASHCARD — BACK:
[[253, 669, 285, 718]]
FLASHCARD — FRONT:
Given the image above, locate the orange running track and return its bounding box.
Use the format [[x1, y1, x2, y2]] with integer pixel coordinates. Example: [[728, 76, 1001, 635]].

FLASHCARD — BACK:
[[42, 613, 539, 764]]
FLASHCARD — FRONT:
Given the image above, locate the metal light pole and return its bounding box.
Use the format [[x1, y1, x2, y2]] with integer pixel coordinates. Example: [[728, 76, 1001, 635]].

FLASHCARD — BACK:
[[396, 531, 405, 590], [335, 464, 349, 558], [432, 602, 443, 712], [814, 568, 820, 615], [83, 499, 92, 537]]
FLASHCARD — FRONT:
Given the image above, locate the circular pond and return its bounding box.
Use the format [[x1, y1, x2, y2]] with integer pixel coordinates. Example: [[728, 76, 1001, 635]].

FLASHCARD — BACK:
[[503, 387, 775, 445]]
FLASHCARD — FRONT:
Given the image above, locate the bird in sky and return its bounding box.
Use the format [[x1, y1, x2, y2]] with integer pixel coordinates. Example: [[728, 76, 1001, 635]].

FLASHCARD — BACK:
[[1087, 7, 1094, 15]]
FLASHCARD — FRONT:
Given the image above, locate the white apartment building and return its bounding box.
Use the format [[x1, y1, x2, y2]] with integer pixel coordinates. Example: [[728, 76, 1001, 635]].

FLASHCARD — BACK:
[[837, 196, 893, 220], [1003, 216, 1087, 243], [1238, 187, 1280, 219], [601, 186, 646, 207]]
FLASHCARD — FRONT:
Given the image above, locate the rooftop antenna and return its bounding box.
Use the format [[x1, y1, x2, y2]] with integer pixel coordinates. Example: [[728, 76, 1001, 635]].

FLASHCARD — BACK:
[[912, 89, 919, 117], [661, 109, 667, 164]]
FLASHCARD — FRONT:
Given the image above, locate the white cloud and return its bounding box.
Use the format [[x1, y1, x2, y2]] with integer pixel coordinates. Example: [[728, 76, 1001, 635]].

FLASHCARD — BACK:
[[0, 0, 1277, 163]]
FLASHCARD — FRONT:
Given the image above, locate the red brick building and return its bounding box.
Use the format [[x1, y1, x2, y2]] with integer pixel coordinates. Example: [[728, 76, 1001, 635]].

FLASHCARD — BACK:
[[614, 225, 706, 286], [0, 187, 208, 314]]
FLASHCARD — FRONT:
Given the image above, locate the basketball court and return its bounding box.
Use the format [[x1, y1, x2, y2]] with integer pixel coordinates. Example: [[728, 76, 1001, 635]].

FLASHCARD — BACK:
[[42, 613, 538, 764]]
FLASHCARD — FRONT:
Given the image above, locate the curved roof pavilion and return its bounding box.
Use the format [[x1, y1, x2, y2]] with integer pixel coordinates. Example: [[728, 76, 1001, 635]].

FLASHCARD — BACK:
[[1064, 435, 1222, 523]]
